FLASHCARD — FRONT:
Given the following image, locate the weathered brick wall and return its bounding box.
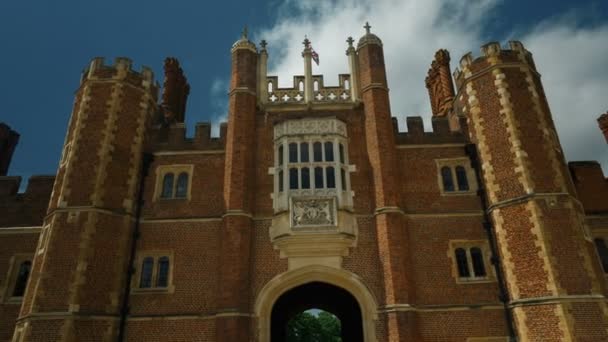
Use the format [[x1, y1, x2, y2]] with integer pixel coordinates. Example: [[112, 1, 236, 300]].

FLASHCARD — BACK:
[[0, 232, 38, 342]]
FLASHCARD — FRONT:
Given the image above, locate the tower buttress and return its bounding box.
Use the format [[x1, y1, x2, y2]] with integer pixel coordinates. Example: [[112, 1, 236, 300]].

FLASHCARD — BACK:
[[356, 22, 413, 341], [455, 41, 608, 341], [215, 28, 258, 341], [0, 123, 19, 176], [16, 57, 158, 340]]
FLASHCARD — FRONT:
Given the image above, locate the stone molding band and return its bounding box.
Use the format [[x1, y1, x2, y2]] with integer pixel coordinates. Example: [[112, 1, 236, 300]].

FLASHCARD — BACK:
[[360, 83, 389, 94], [486, 192, 581, 214], [508, 294, 606, 308]]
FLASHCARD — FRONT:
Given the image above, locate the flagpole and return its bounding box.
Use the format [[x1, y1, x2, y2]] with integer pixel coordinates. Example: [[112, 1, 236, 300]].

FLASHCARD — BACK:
[[302, 36, 313, 103]]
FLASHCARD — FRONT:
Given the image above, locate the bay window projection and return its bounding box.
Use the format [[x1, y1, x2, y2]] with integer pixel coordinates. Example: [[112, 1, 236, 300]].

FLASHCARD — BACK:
[[272, 118, 353, 212]]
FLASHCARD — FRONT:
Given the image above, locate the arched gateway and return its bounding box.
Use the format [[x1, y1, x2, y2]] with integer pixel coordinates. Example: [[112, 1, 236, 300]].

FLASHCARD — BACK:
[[271, 282, 362, 341], [255, 265, 378, 342]]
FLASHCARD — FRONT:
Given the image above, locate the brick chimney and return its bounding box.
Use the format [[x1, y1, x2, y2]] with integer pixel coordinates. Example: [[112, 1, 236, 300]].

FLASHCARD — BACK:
[[0, 123, 19, 176], [599, 112, 608, 143]]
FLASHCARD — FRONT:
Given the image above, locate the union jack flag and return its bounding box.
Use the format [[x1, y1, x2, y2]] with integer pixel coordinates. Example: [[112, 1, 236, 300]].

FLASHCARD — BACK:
[[311, 47, 319, 65]]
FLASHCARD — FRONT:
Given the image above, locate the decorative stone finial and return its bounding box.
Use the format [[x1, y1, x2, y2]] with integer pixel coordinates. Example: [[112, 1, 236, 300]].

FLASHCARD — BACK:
[[231, 25, 257, 53], [357, 22, 382, 48], [303, 36, 310, 49], [347, 37, 354, 47], [260, 40, 267, 50]]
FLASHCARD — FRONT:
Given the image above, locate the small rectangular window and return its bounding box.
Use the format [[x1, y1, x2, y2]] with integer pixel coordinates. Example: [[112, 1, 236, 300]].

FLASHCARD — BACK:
[[313, 142, 322, 162], [326, 167, 336, 188], [314, 167, 324, 188], [300, 143, 309, 162], [289, 143, 298, 163], [301, 167, 310, 189], [289, 168, 298, 189], [324, 142, 334, 162]]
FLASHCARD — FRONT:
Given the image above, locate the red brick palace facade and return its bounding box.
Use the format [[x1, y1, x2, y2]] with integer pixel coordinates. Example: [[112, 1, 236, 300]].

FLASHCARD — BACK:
[[1, 25, 608, 341]]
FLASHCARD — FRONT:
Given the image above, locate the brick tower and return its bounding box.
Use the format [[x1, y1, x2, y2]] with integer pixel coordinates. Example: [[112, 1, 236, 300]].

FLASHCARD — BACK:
[[357, 23, 413, 340], [0, 123, 19, 176], [215, 29, 258, 340], [454, 41, 608, 341], [13, 58, 157, 340]]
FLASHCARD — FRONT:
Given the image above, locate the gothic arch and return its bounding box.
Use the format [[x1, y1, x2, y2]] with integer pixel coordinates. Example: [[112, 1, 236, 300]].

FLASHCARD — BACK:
[[254, 265, 378, 341]]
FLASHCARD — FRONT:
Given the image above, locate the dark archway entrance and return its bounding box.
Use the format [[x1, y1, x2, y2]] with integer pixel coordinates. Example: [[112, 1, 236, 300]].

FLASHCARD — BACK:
[[271, 281, 363, 342]]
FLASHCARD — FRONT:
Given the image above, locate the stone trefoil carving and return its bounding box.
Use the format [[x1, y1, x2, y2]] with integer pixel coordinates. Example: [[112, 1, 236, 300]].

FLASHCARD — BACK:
[[291, 197, 336, 228]]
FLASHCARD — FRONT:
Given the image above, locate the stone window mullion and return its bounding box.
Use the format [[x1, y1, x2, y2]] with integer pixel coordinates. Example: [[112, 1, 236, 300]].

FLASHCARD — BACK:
[[466, 248, 475, 278], [333, 140, 342, 197], [282, 140, 289, 194]]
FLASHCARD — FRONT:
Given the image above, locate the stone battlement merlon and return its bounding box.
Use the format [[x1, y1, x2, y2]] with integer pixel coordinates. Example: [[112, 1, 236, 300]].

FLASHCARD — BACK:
[[80, 57, 159, 96], [393, 116, 467, 145], [452, 41, 536, 89], [148, 121, 227, 151], [0, 175, 55, 199]]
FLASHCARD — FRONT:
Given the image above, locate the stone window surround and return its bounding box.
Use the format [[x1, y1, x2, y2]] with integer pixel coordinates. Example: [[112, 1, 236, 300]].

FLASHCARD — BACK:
[[435, 157, 478, 195], [448, 240, 495, 284], [153, 164, 194, 201], [1, 253, 33, 304], [131, 251, 175, 294], [270, 118, 355, 213]]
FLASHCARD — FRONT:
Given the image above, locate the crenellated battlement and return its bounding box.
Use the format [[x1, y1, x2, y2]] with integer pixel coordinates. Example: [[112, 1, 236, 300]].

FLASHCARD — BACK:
[[265, 74, 352, 104], [148, 121, 228, 151], [453, 41, 536, 88], [80, 57, 159, 94], [0, 175, 55, 227], [393, 116, 467, 145]]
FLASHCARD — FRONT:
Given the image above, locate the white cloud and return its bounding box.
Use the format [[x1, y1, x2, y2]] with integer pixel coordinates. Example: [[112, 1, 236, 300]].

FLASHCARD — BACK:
[[209, 78, 229, 136], [252, 0, 607, 173], [521, 22, 608, 172]]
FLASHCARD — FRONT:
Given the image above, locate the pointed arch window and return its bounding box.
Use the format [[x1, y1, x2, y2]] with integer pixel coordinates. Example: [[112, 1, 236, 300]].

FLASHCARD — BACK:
[[12, 261, 31, 297], [161, 173, 174, 198], [455, 166, 469, 191], [455, 248, 469, 278], [156, 257, 170, 288], [156, 165, 193, 200], [436, 159, 477, 194], [135, 253, 174, 292], [175, 173, 189, 198], [441, 166, 454, 192], [450, 241, 493, 283], [140, 257, 154, 288]]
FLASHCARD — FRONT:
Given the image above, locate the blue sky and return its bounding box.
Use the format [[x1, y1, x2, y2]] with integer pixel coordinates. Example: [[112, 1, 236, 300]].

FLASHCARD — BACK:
[[1, 0, 607, 188]]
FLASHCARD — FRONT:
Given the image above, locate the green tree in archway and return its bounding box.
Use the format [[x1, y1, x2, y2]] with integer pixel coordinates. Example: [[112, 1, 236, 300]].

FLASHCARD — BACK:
[[286, 310, 341, 342]]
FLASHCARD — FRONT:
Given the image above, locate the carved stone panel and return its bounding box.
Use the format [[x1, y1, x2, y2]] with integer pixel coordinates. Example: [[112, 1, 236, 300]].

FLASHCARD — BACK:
[[290, 197, 337, 229]]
